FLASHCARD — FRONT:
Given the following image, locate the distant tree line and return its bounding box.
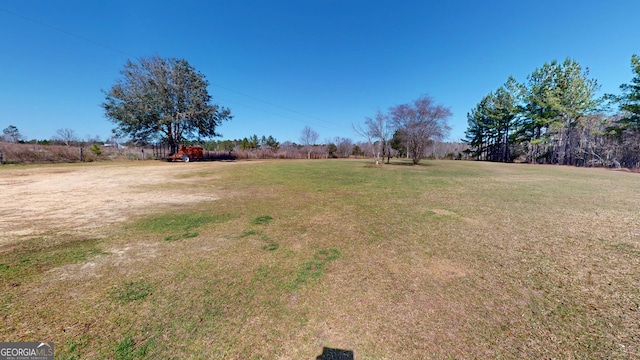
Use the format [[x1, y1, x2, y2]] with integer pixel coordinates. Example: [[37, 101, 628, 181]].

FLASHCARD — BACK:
[[3, 55, 464, 164], [1, 125, 122, 147], [465, 56, 640, 168], [1, 122, 465, 163], [198, 133, 361, 160]]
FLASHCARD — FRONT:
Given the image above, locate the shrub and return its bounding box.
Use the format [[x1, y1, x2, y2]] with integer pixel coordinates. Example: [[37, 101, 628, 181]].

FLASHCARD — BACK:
[[90, 144, 102, 156]]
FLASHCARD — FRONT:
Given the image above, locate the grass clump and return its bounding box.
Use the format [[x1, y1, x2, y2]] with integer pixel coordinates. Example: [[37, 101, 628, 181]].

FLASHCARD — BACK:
[[252, 215, 273, 225], [163, 232, 199, 242], [261, 242, 280, 251], [110, 280, 154, 304], [315, 248, 341, 262], [136, 211, 234, 241], [240, 229, 261, 238], [241, 229, 279, 251], [0, 238, 105, 286], [0, 294, 12, 312], [136, 212, 234, 234], [290, 248, 341, 289], [58, 336, 89, 360], [114, 336, 153, 360], [163, 235, 181, 242]]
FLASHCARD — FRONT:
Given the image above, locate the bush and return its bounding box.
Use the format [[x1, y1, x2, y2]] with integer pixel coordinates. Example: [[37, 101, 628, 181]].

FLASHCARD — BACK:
[[90, 144, 102, 156]]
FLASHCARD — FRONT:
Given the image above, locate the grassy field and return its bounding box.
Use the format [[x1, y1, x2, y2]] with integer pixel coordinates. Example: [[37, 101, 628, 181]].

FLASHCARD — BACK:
[[1, 159, 639, 359]]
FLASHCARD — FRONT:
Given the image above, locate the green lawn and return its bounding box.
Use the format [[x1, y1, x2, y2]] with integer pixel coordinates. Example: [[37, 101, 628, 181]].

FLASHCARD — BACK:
[[1, 159, 639, 359]]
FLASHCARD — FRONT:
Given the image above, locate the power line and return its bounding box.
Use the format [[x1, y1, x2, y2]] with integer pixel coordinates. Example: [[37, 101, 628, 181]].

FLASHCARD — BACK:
[[0, 6, 130, 56], [0, 32, 116, 70], [215, 96, 344, 133], [210, 82, 345, 128], [0, 6, 351, 135]]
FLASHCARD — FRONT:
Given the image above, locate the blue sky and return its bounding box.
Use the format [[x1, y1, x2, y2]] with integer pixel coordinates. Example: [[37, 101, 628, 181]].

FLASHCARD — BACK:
[[1, 1, 638, 144]]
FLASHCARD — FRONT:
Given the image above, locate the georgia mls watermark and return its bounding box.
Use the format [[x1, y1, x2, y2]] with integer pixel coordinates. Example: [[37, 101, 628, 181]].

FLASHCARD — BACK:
[[0, 342, 53, 360]]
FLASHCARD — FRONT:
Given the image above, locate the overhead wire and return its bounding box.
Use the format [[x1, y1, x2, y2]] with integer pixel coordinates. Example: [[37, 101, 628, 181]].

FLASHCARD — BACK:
[[0, 5, 351, 135], [215, 96, 343, 133], [0, 6, 129, 56], [0, 32, 117, 70], [209, 82, 345, 128]]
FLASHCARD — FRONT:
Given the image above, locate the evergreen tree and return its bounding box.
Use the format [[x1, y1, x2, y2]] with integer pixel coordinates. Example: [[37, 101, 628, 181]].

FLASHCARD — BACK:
[[612, 55, 640, 132]]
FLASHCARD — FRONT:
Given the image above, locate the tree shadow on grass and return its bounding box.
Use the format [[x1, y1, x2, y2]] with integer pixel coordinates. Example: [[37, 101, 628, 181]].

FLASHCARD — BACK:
[[386, 159, 434, 167]]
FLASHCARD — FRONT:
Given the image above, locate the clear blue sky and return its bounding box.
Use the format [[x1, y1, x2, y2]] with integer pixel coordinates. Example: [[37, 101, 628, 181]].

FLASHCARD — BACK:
[[1, 1, 638, 144]]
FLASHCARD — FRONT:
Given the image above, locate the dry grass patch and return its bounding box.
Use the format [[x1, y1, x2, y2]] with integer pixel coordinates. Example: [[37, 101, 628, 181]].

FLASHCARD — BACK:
[[0, 162, 228, 248]]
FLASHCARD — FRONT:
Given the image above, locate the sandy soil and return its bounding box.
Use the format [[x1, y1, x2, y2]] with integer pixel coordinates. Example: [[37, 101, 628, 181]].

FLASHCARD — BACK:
[[0, 161, 226, 247]]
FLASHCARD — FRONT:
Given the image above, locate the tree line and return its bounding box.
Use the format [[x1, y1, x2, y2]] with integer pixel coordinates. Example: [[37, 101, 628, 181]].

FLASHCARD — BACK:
[[201, 133, 361, 159], [1, 123, 465, 163], [101, 55, 457, 164], [2, 125, 115, 147], [465, 56, 640, 168], [4, 55, 460, 164]]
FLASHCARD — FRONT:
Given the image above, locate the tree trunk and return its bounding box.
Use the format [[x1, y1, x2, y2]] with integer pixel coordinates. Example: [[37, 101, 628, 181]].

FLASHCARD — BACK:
[[503, 125, 510, 162]]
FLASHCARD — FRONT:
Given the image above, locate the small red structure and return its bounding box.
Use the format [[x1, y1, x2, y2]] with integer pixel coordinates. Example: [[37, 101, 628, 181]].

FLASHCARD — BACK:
[[167, 145, 204, 162]]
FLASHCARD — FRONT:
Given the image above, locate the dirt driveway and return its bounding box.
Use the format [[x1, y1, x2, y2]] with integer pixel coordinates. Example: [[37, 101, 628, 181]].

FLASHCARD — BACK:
[[0, 161, 226, 247]]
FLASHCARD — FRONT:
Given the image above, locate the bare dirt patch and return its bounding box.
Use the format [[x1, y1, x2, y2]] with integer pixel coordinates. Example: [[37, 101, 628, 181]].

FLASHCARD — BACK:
[[0, 162, 227, 247], [48, 241, 160, 282]]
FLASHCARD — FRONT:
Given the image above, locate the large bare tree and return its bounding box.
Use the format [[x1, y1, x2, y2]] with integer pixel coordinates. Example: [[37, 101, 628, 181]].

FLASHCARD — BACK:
[[334, 137, 353, 158], [365, 110, 394, 164], [352, 122, 379, 164], [54, 128, 79, 146], [390, 95, 452, 164], [299, 125, 319, 159]]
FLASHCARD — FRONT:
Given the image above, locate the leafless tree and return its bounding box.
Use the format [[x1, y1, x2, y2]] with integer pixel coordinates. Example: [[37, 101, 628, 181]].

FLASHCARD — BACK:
[[365, 110, 395, 163], [86, 134, 102, 144], [353, 141, 370, 157], [277, 141, 298, 158], [390, 95, 452, 164], [353, 122, 380, 164], [335, 137, 353, 158], [54, 128, 79, 146], [299, 126, 319, 159]]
